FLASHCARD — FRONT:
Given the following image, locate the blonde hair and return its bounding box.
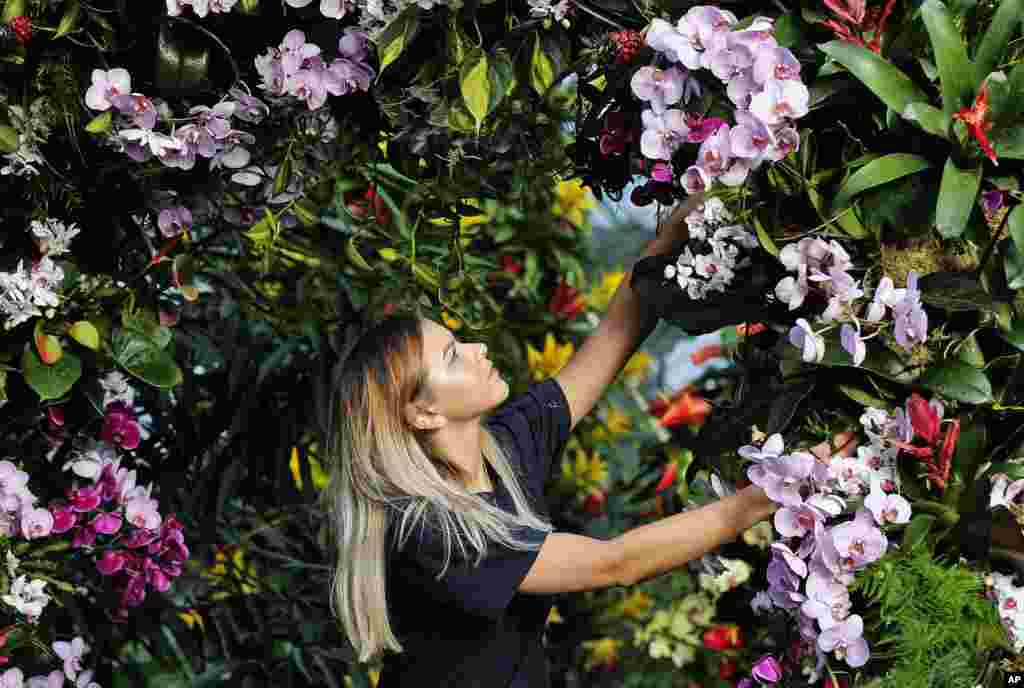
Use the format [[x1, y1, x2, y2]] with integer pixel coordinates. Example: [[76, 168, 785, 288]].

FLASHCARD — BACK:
[[321, 314, 553, 663]]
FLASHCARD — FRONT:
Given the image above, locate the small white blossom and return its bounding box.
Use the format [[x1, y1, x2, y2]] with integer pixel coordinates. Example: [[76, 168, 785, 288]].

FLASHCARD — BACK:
[[30, 218, 81, 257], [2, 575, 51, 623]]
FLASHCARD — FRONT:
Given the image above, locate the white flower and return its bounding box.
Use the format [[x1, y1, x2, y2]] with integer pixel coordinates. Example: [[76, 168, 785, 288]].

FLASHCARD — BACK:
[[789, 318, 824, 363], [30, 219, 81, 257], [527, 0, 570, 20], [2, 575, 50, 623], [99, 371, 135, 408], [749, 78, 809, 125]]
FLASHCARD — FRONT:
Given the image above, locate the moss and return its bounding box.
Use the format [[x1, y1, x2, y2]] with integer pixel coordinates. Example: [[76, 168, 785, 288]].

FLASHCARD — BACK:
[[880, 239, 945, 287]]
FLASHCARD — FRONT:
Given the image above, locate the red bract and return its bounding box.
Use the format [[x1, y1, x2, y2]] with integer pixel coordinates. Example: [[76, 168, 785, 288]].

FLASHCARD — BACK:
[[654, 461, 678, 493], [691, 344, 723, 365], [906, 393, 939, 444], [953, 82, 999, 165], [824, 0, 865, 25], [549, 280, 586, 319], [499, 255, 522, 274], [703, 624, 743, 650], [658, 388, 711, 428]]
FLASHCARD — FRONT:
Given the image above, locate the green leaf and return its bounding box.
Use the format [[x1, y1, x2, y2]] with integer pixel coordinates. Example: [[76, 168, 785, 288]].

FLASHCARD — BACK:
[[993, 124, 1024, 159], [818, 40, 930, 115], [1006, 232, 1024, 289], [773, 13, 804, 48], [918, 360, 994, 403], [0, 124, 18, 154], [68, 321, 100, 351], [902, 513, 936, 550], [273, 158, 291, 195], [833, 153, 933, 212], [917, 272, 995, 311], [901, 102, 950, 139], [54, 0, 81, 39], [111, 329, 183, 389], [84, 111, 112, 135], [752, 214, 778, 257], [529, 32, 556, 96], [1001, 320, 1024, 351], [459, 48, 491, 130], [921, 0, 973, 118], [488, 49, 516, 113], [21, 347, 81, 401], [934, 156, 981, 238], [952, 420, 988, 489], [987, 461, 1024, 481], [376, 8, 419, 74], [1, 0, 25, 23], [837, 383, 888, 407], [973, 0, 1024, 87]]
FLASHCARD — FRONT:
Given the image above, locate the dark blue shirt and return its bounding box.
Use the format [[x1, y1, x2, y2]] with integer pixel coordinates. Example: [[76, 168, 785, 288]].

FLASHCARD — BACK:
[[378, 378, 572, 688]]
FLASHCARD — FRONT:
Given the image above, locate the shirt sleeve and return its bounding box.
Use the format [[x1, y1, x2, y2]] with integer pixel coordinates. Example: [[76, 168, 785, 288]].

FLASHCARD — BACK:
[[396, 516, 549, 620], [485, 377, 572, 491]]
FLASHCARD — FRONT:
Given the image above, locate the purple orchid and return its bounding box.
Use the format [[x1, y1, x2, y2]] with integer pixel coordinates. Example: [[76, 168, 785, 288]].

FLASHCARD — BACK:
[[100, 402, 141, 451], [640, 109, 690, 160], [840, 323, 866, 366], [817, 614, 870, 667], [646, 18, 702, 69], [892, 271, 928, 350], [631, 66, 688, 114], [739, 432, 786, 462], [801, 563, 851, 631], [826, 509, 887, 573], [228, 86, 269, 124], [749, 78, 810, 125], [775, 501, 826, 538], [864, 476, 911, 525], [695, 123, 732, 176], [111, 94, 159, 130], [789, 318, 825, 363], [748, 451, 815, 506], [751, 654, 783, 683], [85, 68, 132, 111], [730, 109, 774, 161], [157, 206, 193, 238], [681, 165, 710, 194], [753, 46, 801, 84]]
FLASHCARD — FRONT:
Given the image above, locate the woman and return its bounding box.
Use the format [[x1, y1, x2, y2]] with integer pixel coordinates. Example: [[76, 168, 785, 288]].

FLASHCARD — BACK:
[[322, 197, 778, 688]]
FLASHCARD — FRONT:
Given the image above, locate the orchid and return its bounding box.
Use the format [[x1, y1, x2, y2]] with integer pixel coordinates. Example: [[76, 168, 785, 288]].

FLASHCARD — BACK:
[[639, 109, 690, 160], [630, 66, 687, 114], [85, 69, 131, 112], [817, 614, 869, 667]]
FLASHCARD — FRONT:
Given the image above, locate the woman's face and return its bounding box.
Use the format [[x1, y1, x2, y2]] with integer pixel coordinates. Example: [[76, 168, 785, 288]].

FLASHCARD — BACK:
[[417, 318, 509, 423]]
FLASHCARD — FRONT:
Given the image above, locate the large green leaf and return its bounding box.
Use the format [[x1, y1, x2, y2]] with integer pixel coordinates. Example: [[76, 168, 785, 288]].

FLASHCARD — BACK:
[[21, 346, 82, 401], [973, 0, 1024, 87], [902, 102, 950, 138], [921, 0, 974, 118], [1000, 320, 1024, 351], [111, 329, 183, 389], [833, 153, 933, 212], [934, 156, 981, 238], [818, 41, 930, 115], [376, 8, 419, 75], [917, 271, 995, 311], [917, 360, 993, 403], [529, 31, 556, 96]]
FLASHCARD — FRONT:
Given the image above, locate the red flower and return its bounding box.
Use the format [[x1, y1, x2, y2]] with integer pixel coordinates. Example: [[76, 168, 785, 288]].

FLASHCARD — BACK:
[[583, 489, 606, 516], [549, 280, 586, 319], [703, 624, 743, 651], [953, 82, 999, 165], [657, 388, 711, 428], [824, 0, 865, 25], [906, 393, 940, 445], [820, 0, 896, 54], [654, 461, 678, 493], [736, 322, 767, 337], [690, 344, 723, 365], [499, 255, 522, 274], [718, 658, 739, 680]]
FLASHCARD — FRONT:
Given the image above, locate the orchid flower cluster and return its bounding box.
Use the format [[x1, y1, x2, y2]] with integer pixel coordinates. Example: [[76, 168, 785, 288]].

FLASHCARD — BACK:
[[985, 571, 1024, 653], [661, 197, 760, 300], [631, 6, 809, 193], [0, 218, 79, 330], [774, 236, 928, 366], [0, 635, 101, 688], [742, 409, 915, 678], [167, 0, 354, 20], [254, 28, 373, 112], [84, 67, 268, 177]]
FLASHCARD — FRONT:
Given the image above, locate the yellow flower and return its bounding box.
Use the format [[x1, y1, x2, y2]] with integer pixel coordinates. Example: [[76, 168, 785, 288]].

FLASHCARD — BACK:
[[526, 333, 574, 381], [582, 637, 621, 671], [591, 406, 632, 443], [205, 545, 260, 597], [622, 350, 654, 384], [547, 605, 564, 625], [441, 310, 462, 331], [586, 271, 625, 312], [178, 608, 205, 633], [618, 590, 653, 620], [290, 445, 329, 491], [553, 178, 596, 228], [568, 447, 608, 487]]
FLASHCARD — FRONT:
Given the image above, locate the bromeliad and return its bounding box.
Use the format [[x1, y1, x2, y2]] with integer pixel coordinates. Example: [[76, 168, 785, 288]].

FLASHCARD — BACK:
[[953, 81, 999, 165]]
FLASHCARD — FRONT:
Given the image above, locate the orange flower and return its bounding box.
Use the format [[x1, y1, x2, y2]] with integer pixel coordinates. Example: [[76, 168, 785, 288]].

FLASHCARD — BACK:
[[736, 322, 767, 337], [690, 344, 723, 365], [657, 387, 711, 428], [953, 82, 998, 165]]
